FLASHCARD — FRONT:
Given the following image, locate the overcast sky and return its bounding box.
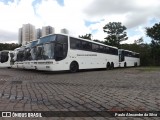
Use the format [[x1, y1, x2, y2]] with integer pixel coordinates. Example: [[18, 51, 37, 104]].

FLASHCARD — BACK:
[[0, 0, 160, 44]]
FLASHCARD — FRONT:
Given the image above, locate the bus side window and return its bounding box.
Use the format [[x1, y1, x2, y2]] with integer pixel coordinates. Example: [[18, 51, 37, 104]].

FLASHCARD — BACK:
[[70, 38, 76, 49], [75, 40, 81, 49], [55, 43, 63, 61], [1, 52, 9, 63], [82, 41, 92, 51], [92, 44, 99, 52], [99, 45, 105, 53]]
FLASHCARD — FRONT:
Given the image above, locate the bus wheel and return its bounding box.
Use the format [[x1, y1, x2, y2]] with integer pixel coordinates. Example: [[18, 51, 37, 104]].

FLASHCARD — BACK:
[[106, 62, 110, 70], [111, 62, 114, 69], [124, 62, 127, 68], [70, 61, 79, 73], [134, 62, 137, 67]]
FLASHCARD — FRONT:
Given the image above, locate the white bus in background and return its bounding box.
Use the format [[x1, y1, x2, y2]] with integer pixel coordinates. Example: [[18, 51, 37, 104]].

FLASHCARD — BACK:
[[12, 47, 20, 68], [13, 46, 26, 69], [118, 49, 140, 67], [0, 50, 14, 68], [33, 33, 119, 72], [23, 40, 38, 69]]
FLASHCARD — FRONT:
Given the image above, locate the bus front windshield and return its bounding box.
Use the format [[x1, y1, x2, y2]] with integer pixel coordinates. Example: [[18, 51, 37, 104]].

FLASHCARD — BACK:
[[17, 50, 24, 61], [30, 47, 37, 60], [36, 44, 43, 60], [43, 42, 55, 59]]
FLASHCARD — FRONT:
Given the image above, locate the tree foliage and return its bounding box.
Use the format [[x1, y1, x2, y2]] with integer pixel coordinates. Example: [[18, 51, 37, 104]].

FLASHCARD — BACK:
[[79, 33, 92, 40], [121, 43, 152, 66], [79, 21, 160, 66], [146, 22, 160, 43], [134, 37, 144, 44], [0, 43, 20, 51], [146, 22, 160, 65], [103, 22, 128, 47]]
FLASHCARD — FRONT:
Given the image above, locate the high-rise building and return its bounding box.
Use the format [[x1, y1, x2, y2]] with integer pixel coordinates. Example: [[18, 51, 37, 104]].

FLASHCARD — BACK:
[[36, 28, 42, 39], [42, 26, 55, 37], [18, 23, 36, 45], [60, 28, 69, 34], [18, 28, 22, 45]]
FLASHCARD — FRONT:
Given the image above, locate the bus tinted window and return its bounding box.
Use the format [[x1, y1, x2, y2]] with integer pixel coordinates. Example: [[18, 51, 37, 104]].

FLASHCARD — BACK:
[[92, 44, 99, 52], [82, 41, 92, 51], [38, 35, 56, 45], [70, 38, 76, 49], [112, 48, 118, 55], [70, 37, 118, 55], [99, 45, 105, 53], [70, 38, 82, 49], [57, 34, 68, 44], [0, 52, 9, 63], [123, 51, 140, 58], [57, 35, 68, 57], [31, 40, 38, 47]]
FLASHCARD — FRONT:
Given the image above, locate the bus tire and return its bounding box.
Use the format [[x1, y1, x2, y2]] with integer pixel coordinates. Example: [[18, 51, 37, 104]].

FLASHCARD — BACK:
[[124, 62, 127, 68], [111, 62, 114, 69], [134, 62, 137, 67], [106, 62, 110, 70], [70, 61, 79, 73]]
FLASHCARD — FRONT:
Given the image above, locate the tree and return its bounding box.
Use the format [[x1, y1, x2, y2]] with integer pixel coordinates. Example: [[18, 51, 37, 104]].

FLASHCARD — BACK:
[[146, 22, 160, 44], [93, 39, 104, 44], [146, 23, 160, 65], [121, 43, 152, 66], [79, 33, 92, 40], [134, 37, 144, 44], [103, 22, 128, 47], [0, 43, 20, 51]]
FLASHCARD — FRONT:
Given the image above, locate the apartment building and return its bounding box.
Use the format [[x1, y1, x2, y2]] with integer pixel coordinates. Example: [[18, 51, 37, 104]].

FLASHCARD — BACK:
[[42, 26, 55, 37], [18, 24, 36, 45]]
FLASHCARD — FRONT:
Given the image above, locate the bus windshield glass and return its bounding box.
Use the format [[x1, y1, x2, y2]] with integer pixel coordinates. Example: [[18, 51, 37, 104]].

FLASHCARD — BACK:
[[24, 48, 31, 60], [30, 47, 37, 60], [31, 40, 38, 47], [37, 35, 56, 45], [24, 40, 38, 61], [36, 44, 43, 60], [17, 50, 24, 61], [43, 42, 55, 59]]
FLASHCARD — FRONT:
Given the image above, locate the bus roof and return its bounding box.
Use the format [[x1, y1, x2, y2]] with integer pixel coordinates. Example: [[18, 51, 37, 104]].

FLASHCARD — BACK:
[[40, 33, 118, 49], [119, 49, 139, 54]]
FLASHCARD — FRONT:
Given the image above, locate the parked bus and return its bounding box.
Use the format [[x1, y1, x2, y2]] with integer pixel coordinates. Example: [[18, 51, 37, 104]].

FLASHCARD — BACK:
[[0, 50, 14, 68], [118, 49, 140, 67], [33, 33, 119, 72], [13, 46, 26, 69], [23, 40, 38, 69]]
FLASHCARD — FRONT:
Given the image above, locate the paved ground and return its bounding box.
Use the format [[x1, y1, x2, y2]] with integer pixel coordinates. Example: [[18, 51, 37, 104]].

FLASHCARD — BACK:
[[0, 67, 160, 120]]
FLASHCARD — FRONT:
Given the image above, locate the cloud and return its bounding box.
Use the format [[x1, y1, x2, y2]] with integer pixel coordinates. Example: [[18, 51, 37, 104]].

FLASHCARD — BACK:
[[84, 0, 136, 17], [0, 0, 160, 44], [35, 0, 91, 36], [0, 29, 17, 43], [0, 0, 43, 43], [84, 0, 160, 28]]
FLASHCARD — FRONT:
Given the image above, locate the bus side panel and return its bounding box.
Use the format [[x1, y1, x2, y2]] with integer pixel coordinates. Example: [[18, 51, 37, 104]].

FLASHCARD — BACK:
[[68, 50, 119, 70]]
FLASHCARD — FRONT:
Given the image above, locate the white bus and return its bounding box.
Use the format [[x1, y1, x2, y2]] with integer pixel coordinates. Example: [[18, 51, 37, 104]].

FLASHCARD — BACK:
[[118, 49, 140, 67], [13, 46, 26, 69], [0, 50, 14, 68], [23, 40, 38, 69], [33, 33, 119, 72]]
